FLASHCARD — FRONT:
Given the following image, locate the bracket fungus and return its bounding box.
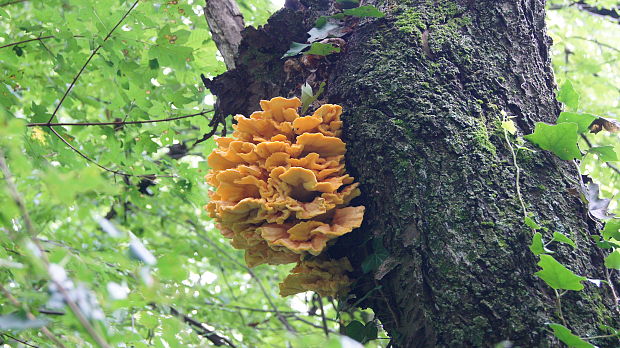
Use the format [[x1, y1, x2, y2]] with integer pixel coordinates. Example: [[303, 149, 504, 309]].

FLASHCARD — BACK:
[[206, 97, 364, 297]]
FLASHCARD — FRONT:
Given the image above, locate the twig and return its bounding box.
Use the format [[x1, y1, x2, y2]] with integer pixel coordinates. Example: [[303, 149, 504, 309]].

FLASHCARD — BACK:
[[569, 36, 620, 53], [0, 284, 66, 348], [203, 301, 339, 322], [0, 35, 55, 49], [604, 268, 620, 313], [47, 0, 140, 124], [503, 119, 527, 218], [291, 315, 337, 334], [376, 280, 400, 328], [317, 295, 329, 337], [169, 306, 237, 347], [27, 110, 213, 127], [185, 220, 296, 333], [0, 151, 35, 235], [0, 0, 27, 7], [581, 333, 620, 340], [47, 126, 176, 179], [0, 333, 40, 348], [554, 289, 567, 326]]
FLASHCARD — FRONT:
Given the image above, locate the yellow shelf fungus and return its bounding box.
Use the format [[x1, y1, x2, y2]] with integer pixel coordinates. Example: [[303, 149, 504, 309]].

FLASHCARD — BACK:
[[206, 97, 365, 297]]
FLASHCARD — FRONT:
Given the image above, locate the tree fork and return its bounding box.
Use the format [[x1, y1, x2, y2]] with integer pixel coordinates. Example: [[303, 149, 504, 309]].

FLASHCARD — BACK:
[[206, 0, 618, 346]]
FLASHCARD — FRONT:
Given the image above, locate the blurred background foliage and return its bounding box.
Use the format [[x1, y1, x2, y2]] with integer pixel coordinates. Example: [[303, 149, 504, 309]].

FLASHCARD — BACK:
[[0, 0, 618, 347]]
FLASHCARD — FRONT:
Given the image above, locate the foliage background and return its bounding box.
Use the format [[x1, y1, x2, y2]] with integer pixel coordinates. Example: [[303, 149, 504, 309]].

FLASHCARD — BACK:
[[0, 0, 618, 347]]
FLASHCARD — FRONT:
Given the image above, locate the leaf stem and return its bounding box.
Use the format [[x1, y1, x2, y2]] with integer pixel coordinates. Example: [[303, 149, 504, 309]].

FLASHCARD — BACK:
[[554, 289, 566, 326], [502, 116, 527, 218]]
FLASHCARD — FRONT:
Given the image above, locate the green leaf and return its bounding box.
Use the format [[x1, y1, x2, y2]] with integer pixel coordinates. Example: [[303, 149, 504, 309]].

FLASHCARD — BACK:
[[304, 42, 341, 56], [282, 42, 311, 58], [501, 120, 517, 135], [552, 232, 576, 248], [344, 320, 377, 344], [529, 232, 545, 255], [556, 112, 597, 133], [307, 22, 340, 42], [524, 122, 582, 160], [300, 82, 326, 114], [604, 249, 620, 269], [549, 323, 595, 348], [525, 217, 541, 230], [343, 5, 385, 18], [314, 16, 331, 28], [361, 238, 389, 273], [535, 255, 586, 291], [602, 220, 620, 241], [557, 80, 580, 110], [588, 146, 618, 162], [345, 320, 366, 342], [363, 322, 379, 343]]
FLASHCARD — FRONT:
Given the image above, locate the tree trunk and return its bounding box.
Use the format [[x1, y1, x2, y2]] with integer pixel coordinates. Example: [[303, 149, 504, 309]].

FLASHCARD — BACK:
[[205, 0, 619, 346]]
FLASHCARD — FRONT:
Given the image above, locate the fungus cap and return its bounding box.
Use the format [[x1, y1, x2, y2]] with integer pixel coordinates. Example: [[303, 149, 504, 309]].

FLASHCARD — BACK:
[[205, 97, 364, 294]]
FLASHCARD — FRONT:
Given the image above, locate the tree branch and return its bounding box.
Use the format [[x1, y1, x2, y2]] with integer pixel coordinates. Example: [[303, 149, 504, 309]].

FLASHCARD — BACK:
[[27, 109, 213, 127], [47, 0, 140, 124], [183, 219, 297, 333], [0, 284, 66, 348], [0, 333, 40, 348], [0, 35, 56, 49], [204, 0, 245, 70], [549, 1, 620, 22], [0, 0, 27, 7], [47, 126, 176, 179], [169, 306, 237, 347]]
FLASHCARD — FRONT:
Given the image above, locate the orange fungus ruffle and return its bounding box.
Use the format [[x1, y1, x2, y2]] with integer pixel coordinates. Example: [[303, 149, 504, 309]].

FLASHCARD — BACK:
[[279, 258, 353, 297], [206, 97, 364, 296]]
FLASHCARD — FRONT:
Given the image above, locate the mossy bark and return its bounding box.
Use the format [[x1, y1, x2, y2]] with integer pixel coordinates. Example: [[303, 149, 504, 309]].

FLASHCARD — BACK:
[[206, 0, 619, 346]]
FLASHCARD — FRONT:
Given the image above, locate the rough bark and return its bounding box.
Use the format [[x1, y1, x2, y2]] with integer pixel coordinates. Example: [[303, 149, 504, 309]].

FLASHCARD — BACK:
[[204, 0, 245, 70], [205, 0, 619, 347]]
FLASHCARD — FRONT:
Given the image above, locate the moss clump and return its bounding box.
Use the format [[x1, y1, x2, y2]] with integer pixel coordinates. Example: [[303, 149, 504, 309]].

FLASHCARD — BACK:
[[480, 221, 495, 228], [395, 8, 425, 35], [472, 120, 497, 156]]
